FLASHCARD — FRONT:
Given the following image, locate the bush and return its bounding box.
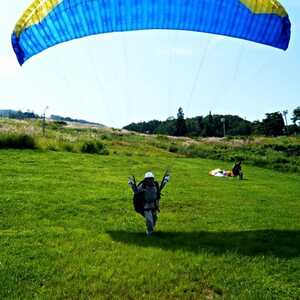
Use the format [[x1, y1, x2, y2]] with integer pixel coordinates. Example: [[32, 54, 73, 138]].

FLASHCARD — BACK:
[[157, 135, 169, 141], [62, 143, 75, 152], [151, 140, 169, 150], [48, 121, 67, 130], [47, 144, 58, 151], [81, 141, 109, 155], [0, 134, 36, 149], [101, 133, 113, 141], [168, 144, 179, 153], [178, 144, 212, 158]]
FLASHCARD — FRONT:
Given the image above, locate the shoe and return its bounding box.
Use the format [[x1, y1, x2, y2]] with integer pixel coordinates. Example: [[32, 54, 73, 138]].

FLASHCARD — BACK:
[[146, 230, 153, 236]]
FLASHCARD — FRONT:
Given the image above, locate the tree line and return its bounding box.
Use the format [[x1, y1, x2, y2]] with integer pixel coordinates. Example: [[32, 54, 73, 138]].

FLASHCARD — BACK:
[[124, 107, 300, 137], [0, 109, 39, 119]]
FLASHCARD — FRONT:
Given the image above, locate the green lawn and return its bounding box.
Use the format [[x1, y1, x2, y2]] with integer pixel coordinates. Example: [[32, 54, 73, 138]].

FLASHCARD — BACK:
[[0, 149, 299, 299]]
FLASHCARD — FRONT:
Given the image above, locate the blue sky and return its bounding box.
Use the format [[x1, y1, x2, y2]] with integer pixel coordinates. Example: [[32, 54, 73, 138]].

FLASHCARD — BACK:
[[1, 0, 299, 128]]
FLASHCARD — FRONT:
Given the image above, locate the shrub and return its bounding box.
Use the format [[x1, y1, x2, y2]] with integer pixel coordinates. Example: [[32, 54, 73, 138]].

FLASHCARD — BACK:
[[47, 144, 58, 151], [151, 140, 169, 150], [101, 133, 113, 141], [0, 134, 36, 150], [81, 141, 109, 155], [157, 135, 169, 141], [62, 143, 75, 152], [169, 144, 179, 153], [224, 136, 234, 141], [48, 121, 67, 130], [178, 144, 212, 158]]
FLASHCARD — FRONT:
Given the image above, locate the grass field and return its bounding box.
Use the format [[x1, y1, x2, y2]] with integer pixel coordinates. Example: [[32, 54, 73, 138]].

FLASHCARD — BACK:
[[0, 119, 299, 299]]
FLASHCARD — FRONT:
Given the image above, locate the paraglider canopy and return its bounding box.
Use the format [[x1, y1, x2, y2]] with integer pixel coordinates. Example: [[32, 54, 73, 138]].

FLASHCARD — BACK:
[[12, 0, 291, 65]]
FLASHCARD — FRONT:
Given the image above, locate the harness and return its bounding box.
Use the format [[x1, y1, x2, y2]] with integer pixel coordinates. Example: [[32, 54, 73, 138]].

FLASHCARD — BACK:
[[133, 180, 160, 216]]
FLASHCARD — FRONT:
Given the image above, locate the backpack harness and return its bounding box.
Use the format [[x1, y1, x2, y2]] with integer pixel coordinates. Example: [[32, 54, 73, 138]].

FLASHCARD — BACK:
[[133, 180, 160, 216]]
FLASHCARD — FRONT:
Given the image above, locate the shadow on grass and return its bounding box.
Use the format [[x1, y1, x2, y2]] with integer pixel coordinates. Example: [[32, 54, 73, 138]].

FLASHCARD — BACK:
[[107, 230, 300, 258]]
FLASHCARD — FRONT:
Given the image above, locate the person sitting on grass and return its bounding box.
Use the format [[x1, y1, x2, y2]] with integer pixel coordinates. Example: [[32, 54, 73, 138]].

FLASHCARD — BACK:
[[209, 162, 243, 179], [232, 161, 243, 180], [128, 171, 170, 236]]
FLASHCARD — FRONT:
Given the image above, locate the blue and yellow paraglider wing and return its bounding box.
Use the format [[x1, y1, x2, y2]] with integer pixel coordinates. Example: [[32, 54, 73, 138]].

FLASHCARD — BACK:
[[12, 0, 291, 65]]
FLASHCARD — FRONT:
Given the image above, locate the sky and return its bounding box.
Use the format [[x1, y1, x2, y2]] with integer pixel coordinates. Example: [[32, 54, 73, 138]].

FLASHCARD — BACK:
[[1, 1, 300, 128]]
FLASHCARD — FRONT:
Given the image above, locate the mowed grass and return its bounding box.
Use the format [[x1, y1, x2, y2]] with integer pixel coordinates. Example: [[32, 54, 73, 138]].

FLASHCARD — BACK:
[[0, 149, 299, 299]]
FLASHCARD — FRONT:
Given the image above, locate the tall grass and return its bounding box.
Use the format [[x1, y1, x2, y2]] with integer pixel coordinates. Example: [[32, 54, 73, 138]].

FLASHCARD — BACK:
[[174, 141, 300, 173], [1, 118, 299, 172], [0, 131, 110, 156]]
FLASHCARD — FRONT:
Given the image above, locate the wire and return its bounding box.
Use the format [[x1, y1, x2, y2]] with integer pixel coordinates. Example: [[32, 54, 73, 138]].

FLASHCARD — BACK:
[[87, 42, 114, 126], [186, 37, 211, 116], [232, 44, 245, 81], [212, 43, 245, 112], [58, 53, 87, 121], [122, 33, 131, 124], [167, 30, 179, 118]]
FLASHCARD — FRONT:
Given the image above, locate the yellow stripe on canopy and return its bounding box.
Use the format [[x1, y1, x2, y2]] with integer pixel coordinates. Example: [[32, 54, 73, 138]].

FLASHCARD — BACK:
[[240, 0, 287, 17], [14, 0, 62, 37]]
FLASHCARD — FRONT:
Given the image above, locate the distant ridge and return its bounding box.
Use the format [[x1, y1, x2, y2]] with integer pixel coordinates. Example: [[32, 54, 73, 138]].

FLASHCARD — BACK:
[[0, 109, 105, 128], [50, 114, 105, 127], [0, 109, 38, 119]]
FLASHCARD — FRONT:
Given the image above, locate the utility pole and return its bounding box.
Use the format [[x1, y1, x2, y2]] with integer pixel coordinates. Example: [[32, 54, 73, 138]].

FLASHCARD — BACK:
[[282, 110, 288, 134], [42, 106, 49, 136], [221, 117, 226, 137]]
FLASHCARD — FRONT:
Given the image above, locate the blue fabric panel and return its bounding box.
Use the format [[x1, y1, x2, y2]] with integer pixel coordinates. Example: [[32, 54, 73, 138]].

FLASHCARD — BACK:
[[12, 0, 291, 65]]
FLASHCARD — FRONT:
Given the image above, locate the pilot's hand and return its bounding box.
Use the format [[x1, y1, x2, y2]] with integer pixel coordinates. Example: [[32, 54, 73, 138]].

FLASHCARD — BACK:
[[164, 175, 170, 183], [128, 179, 134, 186]]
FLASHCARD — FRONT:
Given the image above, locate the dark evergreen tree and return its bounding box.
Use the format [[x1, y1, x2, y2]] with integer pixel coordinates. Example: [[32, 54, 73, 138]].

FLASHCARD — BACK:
[[174, 107, 187, 136], [124, 120, 162, 134], [263, 112, 285, 136], [287, 124, 299, 135], [202, 111, 215, 137], [252, 120, 265, 135], [292, 107, 300, 126], [155, 119, 176, 135], [196, 116, 204, 136]]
